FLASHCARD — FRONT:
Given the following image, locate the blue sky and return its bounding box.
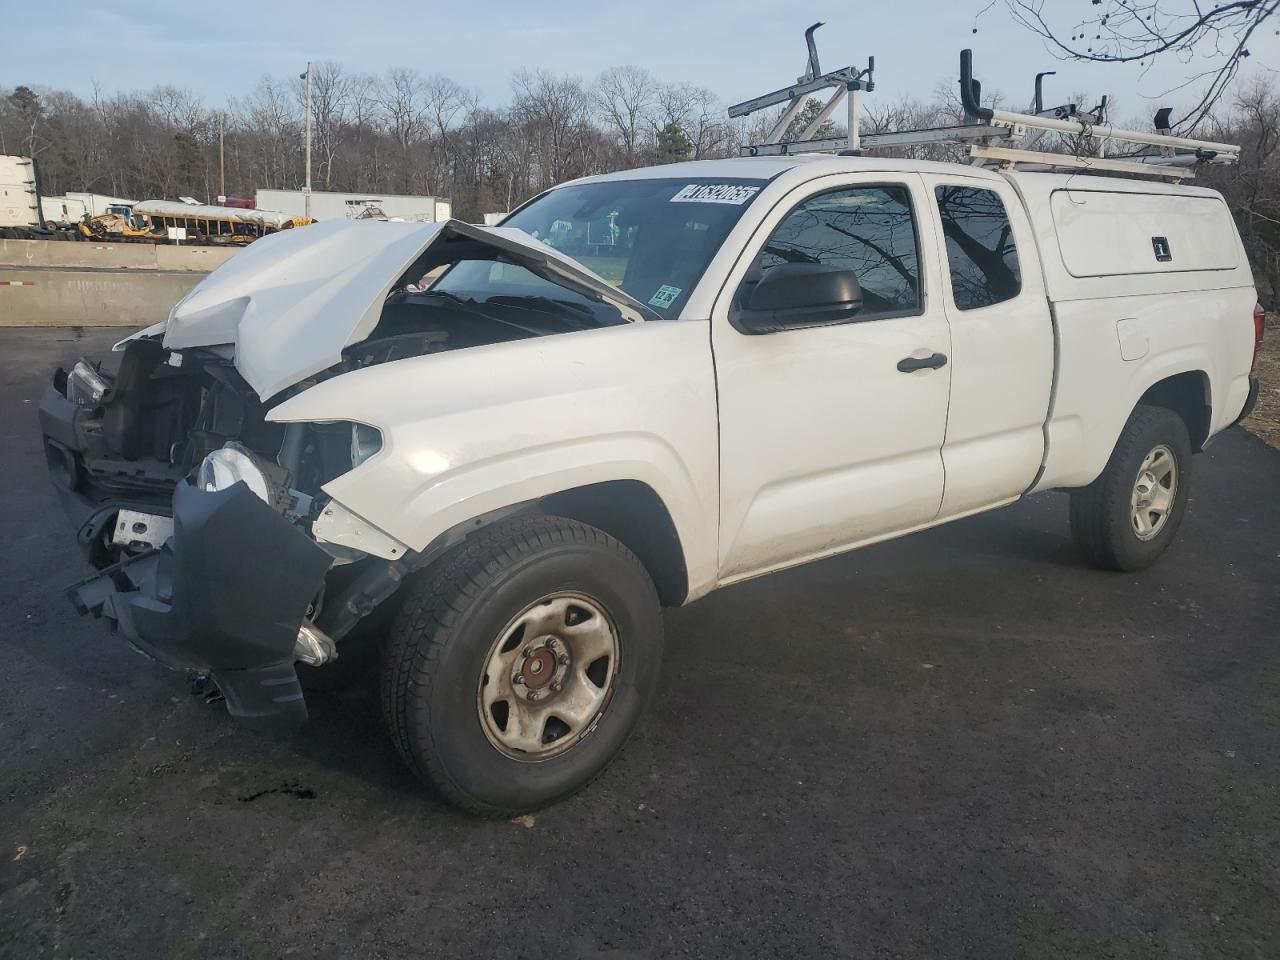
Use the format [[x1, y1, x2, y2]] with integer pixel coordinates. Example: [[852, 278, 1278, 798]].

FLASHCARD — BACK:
[[7, 1, 1278, 122]]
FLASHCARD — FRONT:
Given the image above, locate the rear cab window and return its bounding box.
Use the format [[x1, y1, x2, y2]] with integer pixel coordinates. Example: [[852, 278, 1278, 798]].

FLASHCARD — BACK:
[[934, 186, 1022, 310]]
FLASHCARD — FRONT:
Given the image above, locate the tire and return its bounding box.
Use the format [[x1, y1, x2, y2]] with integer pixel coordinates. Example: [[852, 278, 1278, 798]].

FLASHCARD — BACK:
[[381, 514, 663, 816], [1069, 404, 1193, 571]]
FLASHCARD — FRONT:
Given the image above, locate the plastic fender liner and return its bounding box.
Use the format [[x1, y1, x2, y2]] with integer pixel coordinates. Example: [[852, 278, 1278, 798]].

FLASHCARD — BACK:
[[70, 479, 333, 730]]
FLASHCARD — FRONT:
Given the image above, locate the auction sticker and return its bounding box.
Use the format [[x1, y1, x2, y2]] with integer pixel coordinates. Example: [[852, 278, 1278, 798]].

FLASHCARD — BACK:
[[670, 183, 761, 205], [648, 285, 682, 308]]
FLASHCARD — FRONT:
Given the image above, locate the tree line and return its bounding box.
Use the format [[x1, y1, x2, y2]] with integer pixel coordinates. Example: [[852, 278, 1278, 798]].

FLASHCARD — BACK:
[[0, 64, 785, 221], [2, 63, 1278, 302]]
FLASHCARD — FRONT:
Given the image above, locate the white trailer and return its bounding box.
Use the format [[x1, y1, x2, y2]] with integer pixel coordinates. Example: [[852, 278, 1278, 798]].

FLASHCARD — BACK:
[[41, 192, 137, 225], [255, 189, 452, 223], [40, 195, 86, 225], [0, 155, 42, 230]]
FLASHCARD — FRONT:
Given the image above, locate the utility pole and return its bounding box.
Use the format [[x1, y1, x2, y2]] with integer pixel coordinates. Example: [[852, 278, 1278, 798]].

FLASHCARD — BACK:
[[218, 113, 225, 202], [301, 62, 313, 220]]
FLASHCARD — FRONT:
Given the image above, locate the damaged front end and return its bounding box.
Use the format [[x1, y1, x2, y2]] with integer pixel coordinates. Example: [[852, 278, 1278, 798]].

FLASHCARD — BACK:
[[39, 218, 648, 730], [40, 337, 361, 729]]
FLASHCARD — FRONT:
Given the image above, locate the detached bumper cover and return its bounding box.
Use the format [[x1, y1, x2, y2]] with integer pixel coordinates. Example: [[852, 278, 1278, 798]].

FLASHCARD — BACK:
[[68, 479, 332, 730]]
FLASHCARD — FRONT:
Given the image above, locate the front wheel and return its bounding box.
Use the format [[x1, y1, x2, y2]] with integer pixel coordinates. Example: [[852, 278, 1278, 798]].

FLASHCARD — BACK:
[[1069, 404, 1193, 571], [381, 515, 663, 816]]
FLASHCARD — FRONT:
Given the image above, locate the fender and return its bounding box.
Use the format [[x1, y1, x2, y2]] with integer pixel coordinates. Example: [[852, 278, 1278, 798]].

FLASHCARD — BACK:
[[1034, 279, 1255, 492], [267, 320, 722, 599], [1037, 341, 1217, 491]]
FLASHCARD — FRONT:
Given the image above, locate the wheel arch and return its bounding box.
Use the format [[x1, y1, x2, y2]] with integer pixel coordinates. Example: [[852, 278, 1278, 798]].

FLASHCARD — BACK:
[[1137, 369, 1212, 451], [406, 479, 691, 608]]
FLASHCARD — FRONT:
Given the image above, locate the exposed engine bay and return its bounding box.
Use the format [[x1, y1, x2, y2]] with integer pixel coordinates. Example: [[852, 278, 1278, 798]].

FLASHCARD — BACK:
[[45, 280, 614, 570]]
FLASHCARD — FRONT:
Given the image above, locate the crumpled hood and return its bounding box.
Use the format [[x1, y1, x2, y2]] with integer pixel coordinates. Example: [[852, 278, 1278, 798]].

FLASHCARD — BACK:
[[161, 218, 655, 399]]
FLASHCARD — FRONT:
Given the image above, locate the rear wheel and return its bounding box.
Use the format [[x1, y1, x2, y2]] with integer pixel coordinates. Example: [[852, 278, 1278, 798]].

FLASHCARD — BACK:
[[381, 515, 663, 816], [1069, 404, 1193, 571]]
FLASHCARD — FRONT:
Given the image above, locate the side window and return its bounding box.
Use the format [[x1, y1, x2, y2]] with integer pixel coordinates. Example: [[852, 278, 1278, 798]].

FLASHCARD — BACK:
[[754, 184, 922, 319], [935, 186, 1022, 310]]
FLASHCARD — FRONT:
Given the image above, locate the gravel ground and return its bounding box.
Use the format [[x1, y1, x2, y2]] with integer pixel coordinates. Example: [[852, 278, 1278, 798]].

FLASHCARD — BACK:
[[1244, 314, 1280, 448], [2, 328, 1278, 960]]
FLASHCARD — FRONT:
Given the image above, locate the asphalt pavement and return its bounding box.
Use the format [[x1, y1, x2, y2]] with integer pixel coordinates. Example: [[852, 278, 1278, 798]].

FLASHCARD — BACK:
[[2, 327, 1278, 959]]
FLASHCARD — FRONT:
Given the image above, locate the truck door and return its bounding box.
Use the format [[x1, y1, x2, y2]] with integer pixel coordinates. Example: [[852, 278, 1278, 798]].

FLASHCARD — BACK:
[[923, 176, 1054, 517], [711, 174, 952, 582]]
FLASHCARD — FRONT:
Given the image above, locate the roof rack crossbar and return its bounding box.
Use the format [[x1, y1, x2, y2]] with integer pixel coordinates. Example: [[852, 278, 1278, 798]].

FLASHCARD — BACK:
[[977, 108, 1238, 157], [970, 145, 1199, 179], [732, 35, 1241, 180], [742, 123, 1015, 158], [728, 22, 873, 153]]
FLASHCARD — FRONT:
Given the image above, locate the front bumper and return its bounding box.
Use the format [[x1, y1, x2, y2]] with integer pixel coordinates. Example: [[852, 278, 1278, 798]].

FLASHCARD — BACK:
[[67, 478, 332, 730]]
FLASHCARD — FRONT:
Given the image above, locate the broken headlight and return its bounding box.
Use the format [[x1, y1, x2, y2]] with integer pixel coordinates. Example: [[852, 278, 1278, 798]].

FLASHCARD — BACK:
[[198, 444, 272, 503], [197, 441, 312, 520], [67, 360, 110, 405]]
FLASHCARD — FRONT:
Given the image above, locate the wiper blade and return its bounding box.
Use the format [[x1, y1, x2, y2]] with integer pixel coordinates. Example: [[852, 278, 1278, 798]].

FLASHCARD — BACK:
[[414, 289, 472, 306]]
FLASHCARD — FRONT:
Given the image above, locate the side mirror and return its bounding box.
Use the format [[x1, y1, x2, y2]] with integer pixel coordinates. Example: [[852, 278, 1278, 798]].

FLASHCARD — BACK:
[[733, 262, 863, 334]]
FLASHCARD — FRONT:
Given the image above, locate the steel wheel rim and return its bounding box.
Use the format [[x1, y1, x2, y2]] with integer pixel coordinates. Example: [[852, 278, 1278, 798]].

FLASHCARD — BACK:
[[477, 592, 620, 762], [1130, 443, 1178, 542]]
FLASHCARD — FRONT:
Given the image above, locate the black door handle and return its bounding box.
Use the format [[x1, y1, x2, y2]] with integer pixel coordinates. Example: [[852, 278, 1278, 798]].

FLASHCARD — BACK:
[[897, 352, 948, 373]]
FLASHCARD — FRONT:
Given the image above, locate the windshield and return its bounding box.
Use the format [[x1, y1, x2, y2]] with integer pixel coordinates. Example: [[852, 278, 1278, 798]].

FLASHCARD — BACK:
[[433, 177, 768, 319]]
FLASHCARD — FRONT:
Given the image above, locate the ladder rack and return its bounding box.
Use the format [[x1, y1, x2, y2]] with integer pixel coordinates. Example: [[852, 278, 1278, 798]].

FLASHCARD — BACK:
[[732, 30, 1240, 180]]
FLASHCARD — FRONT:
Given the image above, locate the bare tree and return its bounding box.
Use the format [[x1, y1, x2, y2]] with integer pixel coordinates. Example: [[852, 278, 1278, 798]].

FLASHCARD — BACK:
[[648, 82, 732, 160], [301, 61, 352, 191], [342, 72, 380, 191], [152, 86, 206, 132], [511, 69, 591, 187], [232, 77, 302, 191], [594, 66, 656, 163], [998, 0, 1280, 130], [377, 68, 425, 193], [421, 75, 470, 194], [1202, 81, 1280, 302]]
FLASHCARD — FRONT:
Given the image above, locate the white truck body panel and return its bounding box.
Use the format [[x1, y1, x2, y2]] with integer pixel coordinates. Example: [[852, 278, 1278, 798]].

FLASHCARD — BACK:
[[1004, 172, 1256, 491], [921, 171, 1055, 519], [0, 155, 40, 228], [1050, 190, 1239, 277], [66, 192, 136, 216], [42, 192, 136, 224], [130, 154, 1254, 602], [40, 195, 86, 225], [255, 188, 450, 223], [268, 320, 724, 600], [709, 171, 954, 580]]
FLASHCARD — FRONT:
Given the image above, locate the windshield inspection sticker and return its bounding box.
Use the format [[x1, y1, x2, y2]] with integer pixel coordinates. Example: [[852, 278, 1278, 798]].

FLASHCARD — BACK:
[[670, 183, 761, 205], [648, 285, 682, 309]]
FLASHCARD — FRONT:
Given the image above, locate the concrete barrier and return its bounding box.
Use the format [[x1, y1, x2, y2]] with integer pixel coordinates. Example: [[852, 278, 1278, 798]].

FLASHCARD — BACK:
[[0, 268, 204, 326], [154, 245, 238, 272], [0, 238, 238, 273], [0, 238, 238, 326]]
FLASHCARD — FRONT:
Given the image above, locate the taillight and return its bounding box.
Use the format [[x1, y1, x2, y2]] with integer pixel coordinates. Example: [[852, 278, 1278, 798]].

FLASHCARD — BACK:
[[1254, 302, 1266, 372]]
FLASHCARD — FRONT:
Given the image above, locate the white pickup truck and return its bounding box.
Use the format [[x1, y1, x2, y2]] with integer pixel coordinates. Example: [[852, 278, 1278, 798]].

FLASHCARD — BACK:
[[40, 155, 1263, 815]]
